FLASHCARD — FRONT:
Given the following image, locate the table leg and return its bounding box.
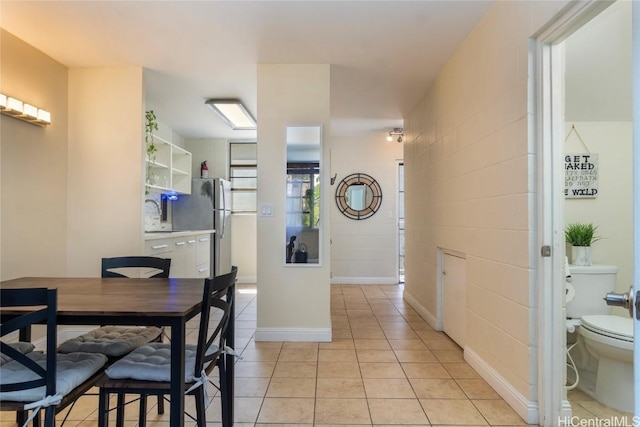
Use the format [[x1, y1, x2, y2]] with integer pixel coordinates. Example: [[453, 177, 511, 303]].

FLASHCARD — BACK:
[[170, 320, 186, 427], [18, 325, 31, 342]]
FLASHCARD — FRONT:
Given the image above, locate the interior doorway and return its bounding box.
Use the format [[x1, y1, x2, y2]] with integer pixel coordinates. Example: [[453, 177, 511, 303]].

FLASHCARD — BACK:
[[534, 0, 631, 423], [562, 0, 633, 416]]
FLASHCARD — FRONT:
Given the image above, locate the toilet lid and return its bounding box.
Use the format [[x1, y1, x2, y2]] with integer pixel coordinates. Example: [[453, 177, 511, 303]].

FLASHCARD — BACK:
[[581, 315, 634, 342]]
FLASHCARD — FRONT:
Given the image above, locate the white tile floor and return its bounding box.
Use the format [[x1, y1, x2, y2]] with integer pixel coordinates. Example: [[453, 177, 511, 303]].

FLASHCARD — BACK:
[[568, 388, 634, 426], [0, 283, 630, 426]]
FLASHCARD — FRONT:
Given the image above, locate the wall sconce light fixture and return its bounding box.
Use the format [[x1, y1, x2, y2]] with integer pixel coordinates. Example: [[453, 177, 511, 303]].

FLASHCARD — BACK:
[[386, 127, 404, 143], [205, 99, 256, 130], [0, 93, 51, 126]]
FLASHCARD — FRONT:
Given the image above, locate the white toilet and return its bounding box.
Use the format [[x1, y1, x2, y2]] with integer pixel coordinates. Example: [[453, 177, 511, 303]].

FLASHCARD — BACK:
[[566, 264, 634, 413]]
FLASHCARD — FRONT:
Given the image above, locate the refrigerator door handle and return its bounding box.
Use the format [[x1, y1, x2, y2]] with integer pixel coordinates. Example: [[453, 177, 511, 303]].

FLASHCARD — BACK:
[[219, 180, 226, 239], [220, 180, 227, 213]]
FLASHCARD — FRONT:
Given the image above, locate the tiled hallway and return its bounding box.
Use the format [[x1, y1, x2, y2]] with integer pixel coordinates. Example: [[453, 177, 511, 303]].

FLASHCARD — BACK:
[[222, 283, 528, 426], [2, 283, 631, 426]]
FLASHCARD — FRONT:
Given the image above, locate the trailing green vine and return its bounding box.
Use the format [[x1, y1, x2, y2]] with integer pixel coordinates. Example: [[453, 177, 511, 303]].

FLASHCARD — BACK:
[[145, 110, 159, 194]]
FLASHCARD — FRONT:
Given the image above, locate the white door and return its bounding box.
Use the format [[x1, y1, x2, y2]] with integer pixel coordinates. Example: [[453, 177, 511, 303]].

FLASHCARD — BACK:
[[606, 1, 640, 414], [536, 1, 637, 422], [442, 252, 466, 347]]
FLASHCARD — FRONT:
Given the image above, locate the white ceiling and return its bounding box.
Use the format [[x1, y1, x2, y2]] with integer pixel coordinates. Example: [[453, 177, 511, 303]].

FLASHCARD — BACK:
[[1, 0, 493, 140]]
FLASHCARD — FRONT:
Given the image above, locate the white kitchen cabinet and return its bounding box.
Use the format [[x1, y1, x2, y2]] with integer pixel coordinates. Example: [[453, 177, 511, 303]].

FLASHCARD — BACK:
[[146, 135, 192, 195], [144, 231, 213, 278], [143, 237, 173, 277], [195, 263, 211, 278], [195, 234, 211, 265], [144, 238, 173, 257], [170, 237, 188, 278], [195, 233, 211, 278], [185, 237, 197, 275], [169, 235, 199, 278]]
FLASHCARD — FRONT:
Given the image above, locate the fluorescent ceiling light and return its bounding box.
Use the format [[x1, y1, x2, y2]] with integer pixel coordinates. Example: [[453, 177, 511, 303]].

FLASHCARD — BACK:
[[205, 99, 256, 130]]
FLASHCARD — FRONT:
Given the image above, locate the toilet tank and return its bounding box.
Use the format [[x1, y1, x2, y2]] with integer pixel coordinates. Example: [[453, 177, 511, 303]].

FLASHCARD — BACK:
[[566, 264, 617, 319]]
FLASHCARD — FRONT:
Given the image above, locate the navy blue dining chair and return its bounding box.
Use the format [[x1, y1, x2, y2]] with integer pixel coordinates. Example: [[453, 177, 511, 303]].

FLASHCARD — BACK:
[[0, 288, 108, 427]]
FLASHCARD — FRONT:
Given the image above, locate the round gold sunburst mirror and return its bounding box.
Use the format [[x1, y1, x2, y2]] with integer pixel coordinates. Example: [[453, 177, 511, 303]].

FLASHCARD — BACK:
[[335, 173, 383, 220]]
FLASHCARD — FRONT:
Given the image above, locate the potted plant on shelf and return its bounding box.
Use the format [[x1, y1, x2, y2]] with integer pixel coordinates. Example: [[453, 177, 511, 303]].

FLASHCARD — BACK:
[[145, 110, 159, 195], [565, 222, 601, 266]]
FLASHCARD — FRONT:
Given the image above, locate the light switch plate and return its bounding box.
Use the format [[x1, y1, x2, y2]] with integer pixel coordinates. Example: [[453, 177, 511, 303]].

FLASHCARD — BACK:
[[260, 204, 274, 217]]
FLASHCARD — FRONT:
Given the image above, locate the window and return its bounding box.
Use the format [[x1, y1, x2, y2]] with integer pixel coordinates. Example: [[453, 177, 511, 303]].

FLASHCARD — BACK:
[[286, 162, 320, 228], [229, 142, 257, 213]]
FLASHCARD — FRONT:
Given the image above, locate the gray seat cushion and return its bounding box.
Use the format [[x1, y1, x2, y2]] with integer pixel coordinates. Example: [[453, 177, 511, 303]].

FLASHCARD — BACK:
[[105, 342, 218, 383], [0, 352, 107, 402], [0, 342, 35, 365], [57, 326, 162, 358]]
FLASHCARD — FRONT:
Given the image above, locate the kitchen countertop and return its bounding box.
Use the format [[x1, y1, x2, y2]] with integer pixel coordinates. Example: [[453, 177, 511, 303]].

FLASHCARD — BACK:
[[144, 229, 216, 240]]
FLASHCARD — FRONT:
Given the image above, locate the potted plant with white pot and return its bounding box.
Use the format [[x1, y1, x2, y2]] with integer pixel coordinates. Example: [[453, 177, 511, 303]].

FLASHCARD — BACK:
[[565, 222, 601, 266]]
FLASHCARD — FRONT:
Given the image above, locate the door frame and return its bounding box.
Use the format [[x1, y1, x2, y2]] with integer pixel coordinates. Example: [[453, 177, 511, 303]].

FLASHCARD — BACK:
[[533, 1, 615, 424], [632, 0, 639, 416]]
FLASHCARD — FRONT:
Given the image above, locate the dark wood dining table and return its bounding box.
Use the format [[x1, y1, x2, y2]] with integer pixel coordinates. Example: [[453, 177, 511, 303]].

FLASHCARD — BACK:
[[0, 276, 235, 427]]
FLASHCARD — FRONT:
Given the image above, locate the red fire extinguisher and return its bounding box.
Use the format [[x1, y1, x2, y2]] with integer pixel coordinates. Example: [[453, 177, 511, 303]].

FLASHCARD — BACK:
[[200, 161, 208, 178]]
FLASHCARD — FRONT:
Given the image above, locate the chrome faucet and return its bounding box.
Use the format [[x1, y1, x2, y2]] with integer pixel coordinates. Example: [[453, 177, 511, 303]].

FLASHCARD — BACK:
[[145, 198, 162, 217]]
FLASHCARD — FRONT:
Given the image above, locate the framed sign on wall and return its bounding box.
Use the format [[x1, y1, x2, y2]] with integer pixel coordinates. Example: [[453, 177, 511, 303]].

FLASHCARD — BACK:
[[565, 153, 599, 198]]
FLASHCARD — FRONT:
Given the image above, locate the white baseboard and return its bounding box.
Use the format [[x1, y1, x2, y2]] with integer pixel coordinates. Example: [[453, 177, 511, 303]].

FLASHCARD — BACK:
[[402, 289, 442, 330], [237, 276, 257, 284], [465, 347, 539, 425], [255, 327, 332, 342], [330, 277, 398, 285]]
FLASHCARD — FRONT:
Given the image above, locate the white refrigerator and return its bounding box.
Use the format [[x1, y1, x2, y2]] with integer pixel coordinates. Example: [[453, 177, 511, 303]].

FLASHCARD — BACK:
[[172, 178, 232, 276]]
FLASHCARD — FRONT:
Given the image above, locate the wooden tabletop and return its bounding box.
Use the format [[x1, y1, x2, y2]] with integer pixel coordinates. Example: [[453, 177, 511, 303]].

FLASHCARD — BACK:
[[1, 276, 232, 427], [0, 277, 206, 320]]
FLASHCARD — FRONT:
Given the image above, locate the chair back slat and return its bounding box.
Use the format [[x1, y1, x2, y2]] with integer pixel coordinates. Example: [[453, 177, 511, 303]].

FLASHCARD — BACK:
[[1, 288, 51, 307], [194, 267, 237, 376], [101, 256, 171, 279], [0, 288, 57, 398]]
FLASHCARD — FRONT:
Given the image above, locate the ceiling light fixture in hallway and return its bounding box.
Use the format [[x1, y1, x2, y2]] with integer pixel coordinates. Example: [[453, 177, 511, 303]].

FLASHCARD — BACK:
[[386, 128, 404, 143]]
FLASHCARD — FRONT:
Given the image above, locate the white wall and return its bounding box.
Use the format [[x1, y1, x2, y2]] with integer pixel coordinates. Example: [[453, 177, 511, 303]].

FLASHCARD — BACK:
[[330, 131, 403, 284], [1, 33, 146, 340], [402, 1, 568, 421], [67, 67, 144, 275], [564, 1, 632, 122], [1, 30, 69, 280], [232, 213, 257, 282], [565, 122, 633, 298], [185, 138, 228, 179], [256, 64, 331, 341]]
